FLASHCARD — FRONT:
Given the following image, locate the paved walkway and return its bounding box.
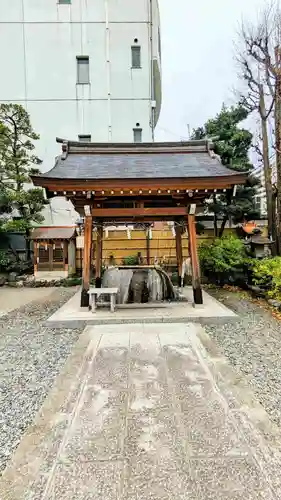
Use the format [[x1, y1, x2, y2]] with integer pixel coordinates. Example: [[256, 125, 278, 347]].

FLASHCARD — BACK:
[[0, 288, 56, 317], [1, 323, 281, 499]]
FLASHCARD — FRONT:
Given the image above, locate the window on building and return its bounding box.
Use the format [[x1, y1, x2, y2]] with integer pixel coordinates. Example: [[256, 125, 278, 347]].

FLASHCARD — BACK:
[[77, 56, 90, 84], [78, 134, 91, 143], [133, 128, 142, 143], [58, 0, 71, 4], [131, 46, 141, 68]]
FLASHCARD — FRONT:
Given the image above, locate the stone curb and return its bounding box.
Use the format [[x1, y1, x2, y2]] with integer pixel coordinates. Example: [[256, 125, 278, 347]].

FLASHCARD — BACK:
[[45, 315, 239, 329]]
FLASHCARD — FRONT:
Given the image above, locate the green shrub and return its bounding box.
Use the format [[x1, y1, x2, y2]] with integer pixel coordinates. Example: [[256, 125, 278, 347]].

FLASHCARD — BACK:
[[0, 250, 33, 274], [62, 277, 82, 287], [252, 257, 281, 300], [199, 236, 248, 277], [0, 250, 12, 270], [123, 254, 139, 265], [171, 271, 179, 285]]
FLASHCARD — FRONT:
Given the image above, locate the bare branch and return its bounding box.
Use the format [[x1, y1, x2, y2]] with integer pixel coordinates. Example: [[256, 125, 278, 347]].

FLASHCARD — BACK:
[[235, 1, 279, 124], [265, 65, 275, 97], [265, 93, 275, 119], [253, 142, 263, 159]]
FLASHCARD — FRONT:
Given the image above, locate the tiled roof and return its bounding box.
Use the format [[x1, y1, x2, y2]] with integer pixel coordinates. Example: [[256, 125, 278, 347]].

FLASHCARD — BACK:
[[30, 227, 76, 240], [36, 140, 242, 181]]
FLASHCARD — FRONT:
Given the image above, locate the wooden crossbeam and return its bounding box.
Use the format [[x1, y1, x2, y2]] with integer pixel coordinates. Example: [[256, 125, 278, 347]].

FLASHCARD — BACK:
[[91, 207, 187, 218]]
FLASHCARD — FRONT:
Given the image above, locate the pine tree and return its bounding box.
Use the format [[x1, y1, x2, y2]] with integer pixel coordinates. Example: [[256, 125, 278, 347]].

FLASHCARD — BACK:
[[0, 104, 47, 257]]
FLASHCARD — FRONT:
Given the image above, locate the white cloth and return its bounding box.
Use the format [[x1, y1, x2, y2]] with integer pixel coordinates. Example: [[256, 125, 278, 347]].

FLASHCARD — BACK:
[[182, 257, 192, 278]]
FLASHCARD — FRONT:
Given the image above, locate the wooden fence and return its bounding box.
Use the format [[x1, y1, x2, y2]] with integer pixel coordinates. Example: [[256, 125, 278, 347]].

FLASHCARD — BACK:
[[76, 227, 235, 270]]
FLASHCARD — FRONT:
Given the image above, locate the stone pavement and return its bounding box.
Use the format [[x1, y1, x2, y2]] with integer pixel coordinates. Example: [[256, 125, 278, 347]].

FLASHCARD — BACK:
[[0, 287, 56, 317], [46, 288, 237, 328], [1, 323, 281, 499]]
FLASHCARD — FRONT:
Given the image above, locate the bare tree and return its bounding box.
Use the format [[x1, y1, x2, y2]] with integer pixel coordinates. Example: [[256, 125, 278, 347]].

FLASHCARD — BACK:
[[237, 1, 281, 252], [238, 60, 275, 246], [276, 45, 281, 254]]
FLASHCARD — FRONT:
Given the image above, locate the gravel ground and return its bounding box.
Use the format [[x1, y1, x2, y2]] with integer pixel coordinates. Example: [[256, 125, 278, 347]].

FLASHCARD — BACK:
[[206, 288, 281, 428], [2, 286, 281, 475], [0, 288, 83, 474]]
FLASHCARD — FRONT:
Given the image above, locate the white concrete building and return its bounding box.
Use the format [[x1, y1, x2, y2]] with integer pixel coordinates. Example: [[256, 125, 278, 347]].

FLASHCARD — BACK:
[[0, 0, 162, 173], [253, 163, 276, 217], [253, 165, 267, 216]]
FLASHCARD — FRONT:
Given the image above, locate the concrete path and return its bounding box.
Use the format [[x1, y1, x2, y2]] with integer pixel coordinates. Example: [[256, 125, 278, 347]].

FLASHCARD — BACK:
[[1, 323, 281, 499], [0, 288, 57, 317]]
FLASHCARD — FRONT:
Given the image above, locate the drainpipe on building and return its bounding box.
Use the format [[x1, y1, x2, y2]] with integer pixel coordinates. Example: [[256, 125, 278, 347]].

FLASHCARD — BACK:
[[149, 0, 155, 142], [105, 0, 112, 141]]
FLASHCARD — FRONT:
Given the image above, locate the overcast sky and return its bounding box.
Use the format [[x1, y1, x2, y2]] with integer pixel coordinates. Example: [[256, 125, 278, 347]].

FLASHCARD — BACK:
[[155, 0, 267, 142]]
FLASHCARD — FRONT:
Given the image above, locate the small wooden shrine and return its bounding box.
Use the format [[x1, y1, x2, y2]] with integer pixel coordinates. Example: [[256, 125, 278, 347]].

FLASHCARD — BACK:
[[31, 138, 247, 306], [30, 226, 77, 278]]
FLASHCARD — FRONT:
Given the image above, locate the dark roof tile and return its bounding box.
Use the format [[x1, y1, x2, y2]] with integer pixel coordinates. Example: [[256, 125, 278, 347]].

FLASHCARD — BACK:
[[41, 152, 239, 180]]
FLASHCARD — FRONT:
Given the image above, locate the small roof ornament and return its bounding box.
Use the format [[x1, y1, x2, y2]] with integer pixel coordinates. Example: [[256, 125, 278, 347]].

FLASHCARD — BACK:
[[61, 140, 69, 160]]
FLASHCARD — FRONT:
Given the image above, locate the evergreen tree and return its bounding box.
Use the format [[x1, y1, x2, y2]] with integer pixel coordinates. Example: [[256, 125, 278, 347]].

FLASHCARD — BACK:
[[0, 104, 47, 257], [192, 104, 259, 236]]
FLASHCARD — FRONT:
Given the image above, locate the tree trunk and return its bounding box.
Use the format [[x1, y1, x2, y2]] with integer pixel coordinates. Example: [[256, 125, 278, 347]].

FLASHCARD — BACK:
[[218, 190, 232, 238], [213, 194, 218, 237], [218, 215, 228, 238], [272, 188, 277, 253], [275, 48, 281, 255], [259, 84, 276, 253], [26, 227, 31, 261]]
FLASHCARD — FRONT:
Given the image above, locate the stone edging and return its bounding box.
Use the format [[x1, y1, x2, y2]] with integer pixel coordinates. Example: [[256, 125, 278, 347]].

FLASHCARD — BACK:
[[247, 284, 281, 312]]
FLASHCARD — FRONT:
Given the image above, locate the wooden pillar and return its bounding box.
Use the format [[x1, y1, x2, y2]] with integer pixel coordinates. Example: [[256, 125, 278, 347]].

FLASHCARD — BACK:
[[49, 243, 53, 271], [95, 223, 103, 288], [34, 241, 38, 274], [80, 215, 93, 307], [175, 223, 183, 287], [146, 226, 151, 265], [187, 214, 203, 305]]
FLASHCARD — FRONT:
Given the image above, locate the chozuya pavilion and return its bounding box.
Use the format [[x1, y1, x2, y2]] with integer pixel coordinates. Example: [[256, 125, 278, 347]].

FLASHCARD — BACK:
[[31, 138, 247, 307]]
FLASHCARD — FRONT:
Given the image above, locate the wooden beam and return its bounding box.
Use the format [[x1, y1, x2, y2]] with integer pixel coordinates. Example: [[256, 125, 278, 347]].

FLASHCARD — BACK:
[[146, 227, 151, 265], [34, 242, 38, 273], [33, 174, 247, 192], [63, 241, 68, 274], [49, 245, 53, 272], [187, 214, 203, 305], [95, 224, 103, 287], [81, 215, 93, 307], [175, 224, 183, 287], [92, 207, 187, 218]]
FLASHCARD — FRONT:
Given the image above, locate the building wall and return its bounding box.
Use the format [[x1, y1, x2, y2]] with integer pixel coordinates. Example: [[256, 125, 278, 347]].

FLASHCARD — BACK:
[[253, 165, 267, 216], [0, 0, 161, 173]]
